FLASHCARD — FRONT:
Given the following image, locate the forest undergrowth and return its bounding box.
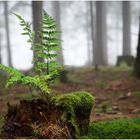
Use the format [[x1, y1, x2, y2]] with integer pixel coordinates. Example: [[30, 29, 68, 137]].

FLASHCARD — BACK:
[[0, 66, 140, 138], [0, 66, 140, 121]]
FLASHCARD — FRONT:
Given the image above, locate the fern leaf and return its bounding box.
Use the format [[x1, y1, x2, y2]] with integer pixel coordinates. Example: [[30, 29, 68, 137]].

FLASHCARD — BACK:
[[0, 64, 23, 76]]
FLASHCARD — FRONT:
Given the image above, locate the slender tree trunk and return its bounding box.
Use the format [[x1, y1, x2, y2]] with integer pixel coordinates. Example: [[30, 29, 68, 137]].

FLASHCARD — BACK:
[[32, 1, 42, 45], [122, 1, 131, 55], [4, 1, 12, 67], [52, 1, 64, 64], [115, 3, 120, 56], [86, 2, 91, 66], [133, 18, 140, 78], [95, 1, 107, 65], [89, 1, 96, 65], [32, 1, 43, 68], [0, 33, 2, 64]]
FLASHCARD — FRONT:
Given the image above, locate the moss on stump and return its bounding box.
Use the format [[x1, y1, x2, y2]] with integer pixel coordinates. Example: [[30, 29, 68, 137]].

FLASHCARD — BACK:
[[1, 91, 94, 139]]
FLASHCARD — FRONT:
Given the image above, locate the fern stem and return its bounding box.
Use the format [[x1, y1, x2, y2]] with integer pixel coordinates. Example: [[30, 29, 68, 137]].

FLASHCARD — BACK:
[[47, 59, 49, 75]]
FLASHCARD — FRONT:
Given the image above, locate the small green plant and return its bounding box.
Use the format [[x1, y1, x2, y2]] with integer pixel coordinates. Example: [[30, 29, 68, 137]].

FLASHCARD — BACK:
[[0, 11, 62, 95]]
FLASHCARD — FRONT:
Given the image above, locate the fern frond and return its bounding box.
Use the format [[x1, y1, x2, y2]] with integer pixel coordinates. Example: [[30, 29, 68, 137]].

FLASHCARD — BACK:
[[20, 76, 50, 94], [6, 75, 50, 94], [31, 10, 62, 74], [6, 75, 22, 88], [0, 64, 24, 88], [14, 13, 35, 51], [0, 64, 23, 77]]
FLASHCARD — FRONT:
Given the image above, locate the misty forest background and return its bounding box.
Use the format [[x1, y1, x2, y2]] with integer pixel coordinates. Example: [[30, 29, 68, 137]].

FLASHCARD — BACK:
[[1, 0, 140, 132], [0, 1, 140, 69]]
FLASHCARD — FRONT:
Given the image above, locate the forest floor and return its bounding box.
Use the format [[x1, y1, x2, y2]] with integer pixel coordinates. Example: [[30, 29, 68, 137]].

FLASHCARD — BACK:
[[0, 66, 140, 123]]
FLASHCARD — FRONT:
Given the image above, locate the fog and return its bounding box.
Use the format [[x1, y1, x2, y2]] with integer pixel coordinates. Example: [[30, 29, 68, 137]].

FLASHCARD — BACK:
[[0, 1, 140, 70]]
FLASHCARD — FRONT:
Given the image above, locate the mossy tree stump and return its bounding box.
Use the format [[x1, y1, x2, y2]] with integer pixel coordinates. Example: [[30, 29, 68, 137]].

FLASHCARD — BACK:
[[1, 91, 94, 139]]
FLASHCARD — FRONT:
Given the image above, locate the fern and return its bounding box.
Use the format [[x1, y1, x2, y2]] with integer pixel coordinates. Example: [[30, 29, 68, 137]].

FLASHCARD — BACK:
[[0, 11, 62, 95], [13, 13, 35, 52], [14, 11, 61, 75], [0, 64, 51, 94], [36, 11, 62, 75], [0, 64, 23, 88], [0, 64, 23, 77]]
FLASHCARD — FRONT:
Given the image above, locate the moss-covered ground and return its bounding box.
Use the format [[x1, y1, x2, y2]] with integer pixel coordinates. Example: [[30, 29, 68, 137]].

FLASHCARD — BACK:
[[82, 118, 140, 139]]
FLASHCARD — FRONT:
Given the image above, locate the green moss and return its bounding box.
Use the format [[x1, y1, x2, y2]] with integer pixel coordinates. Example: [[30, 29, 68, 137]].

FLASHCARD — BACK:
[[51, 91, 94, 138], [85, 118, 140, 139], [52, 91, 94, 109]]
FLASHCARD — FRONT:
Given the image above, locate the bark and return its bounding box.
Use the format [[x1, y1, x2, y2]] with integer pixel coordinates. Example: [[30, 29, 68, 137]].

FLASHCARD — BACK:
[[4, 1, 13, 67], [133, 17, 140, 78], [89, 1, 96, 65], [32, 1, 43, 66], [52, 1, 64, 64], [0, 33, 2, 64], [85, 1, 91, 66], [122, 1, 131, 56], [32, 1, 42, 45], [95, 1, 107, 65]]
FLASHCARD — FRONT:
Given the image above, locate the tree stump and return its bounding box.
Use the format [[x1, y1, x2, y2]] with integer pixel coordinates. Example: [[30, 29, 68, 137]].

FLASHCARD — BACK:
[[0, 91, 94, 139], [116, 55, 134, 66]]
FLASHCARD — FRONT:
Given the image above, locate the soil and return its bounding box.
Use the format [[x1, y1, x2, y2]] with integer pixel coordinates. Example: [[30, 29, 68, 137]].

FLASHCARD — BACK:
[[52, 67, 140, 122], [0, 67, 140, 123]]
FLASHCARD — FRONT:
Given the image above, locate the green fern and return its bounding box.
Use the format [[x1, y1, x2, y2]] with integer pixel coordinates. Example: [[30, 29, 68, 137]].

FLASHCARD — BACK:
[[0, 64, 51, 94], [14, 11, 61, 75], [0, 10, 62, 95], [13, 13, 35, 52], [0, 64, 23, 88], [36, 11, 62, 74]]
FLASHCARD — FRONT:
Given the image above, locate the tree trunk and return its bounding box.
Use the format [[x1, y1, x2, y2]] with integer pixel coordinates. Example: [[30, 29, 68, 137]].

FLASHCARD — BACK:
[[95, 1, 107, 65], [116, 1, 133, 66], [133, 18, 140, 78], [32, 1, 43, 68], [4, 1, 12, 67], [88, 1, 96, 65], [52, 1, 64, 64], [86, 1, 91, 66], [122, 1, 131, 56], [0, 33, 2, 64]]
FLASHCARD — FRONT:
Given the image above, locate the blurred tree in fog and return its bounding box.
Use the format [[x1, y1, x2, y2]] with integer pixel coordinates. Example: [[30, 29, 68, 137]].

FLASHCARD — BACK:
[[0, 33, 2, 64], [52, 1, 64, 64], [134, 18, 140, 78], [116, 1, 134, 66], [88, 1, 95, 66], [95, 1, 107, 65], [4, 1, 13, 67], [122, 1, 131, 56], [32, 1, 43, 67], [0, 2, 2, 64]]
